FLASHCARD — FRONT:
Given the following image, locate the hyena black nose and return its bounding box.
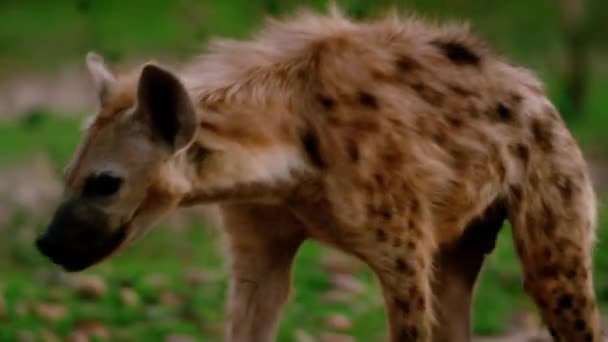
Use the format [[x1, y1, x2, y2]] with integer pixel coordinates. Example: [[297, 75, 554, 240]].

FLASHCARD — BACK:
[[35, 232, 56, 258]]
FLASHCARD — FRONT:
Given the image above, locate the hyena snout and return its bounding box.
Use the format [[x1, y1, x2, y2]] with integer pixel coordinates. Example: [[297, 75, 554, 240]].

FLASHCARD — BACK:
[[36, 200, 127, 272]]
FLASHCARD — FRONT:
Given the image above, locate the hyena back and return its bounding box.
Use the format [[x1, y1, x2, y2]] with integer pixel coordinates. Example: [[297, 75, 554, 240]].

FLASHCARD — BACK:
[[36, 8, 601, 342]]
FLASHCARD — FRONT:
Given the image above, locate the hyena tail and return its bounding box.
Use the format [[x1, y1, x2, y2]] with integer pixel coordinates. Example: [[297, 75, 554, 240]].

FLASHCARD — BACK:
[[507, 156, 602, 341]]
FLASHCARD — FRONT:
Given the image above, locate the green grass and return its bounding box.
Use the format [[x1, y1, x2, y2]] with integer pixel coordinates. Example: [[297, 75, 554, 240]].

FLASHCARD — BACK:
[[1, 0, 606, 75]]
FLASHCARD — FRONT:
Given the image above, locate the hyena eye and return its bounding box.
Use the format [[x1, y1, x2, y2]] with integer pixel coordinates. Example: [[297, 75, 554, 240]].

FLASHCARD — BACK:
[[83, 173, 123, 197]]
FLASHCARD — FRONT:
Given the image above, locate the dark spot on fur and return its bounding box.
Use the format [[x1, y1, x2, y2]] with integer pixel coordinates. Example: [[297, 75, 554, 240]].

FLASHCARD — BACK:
[[530, 173, 541, 189], [416, 295, 425, 310], [496, 160, 506, 180], [584, 332, 592, 341], [406, 240, 416, 250], [379, 206, 392, 220], [556, 175, 575, 202], [549, 328, 558, 340], [449, 84, 475, 97], [187, 144, 209, 164], [376, 229, 388, 242], [542, 247, 553, 260], [395, 258, 407, 272], [510, 185, 523, 204], [511, 92, 524, 103], [496, 103, 513, 121], [300, 129, 326, 168], [394, 298, 410, 313], [558, 294, 573, 310], [566, 269, 577, 279], [446, 116, 464, 128], [410, 199, 420, 215], [374, 173, 387, 188], [531, 118, 554, 152], [411, 83, 445, 106], [395, 55, 420, 72], [382, 149, 403, 167], [537, 264, 560, 279], [398, 326, 418, 341], [358, 91, 379, 109], [574, 319, 586, 331], [317, 94, 336, 110], [433, 131, 447, 145], [433, 41, 480, 66], [346, 138, 359, 163], [509, 143, 529, 167], [393, 237, 403, 247]]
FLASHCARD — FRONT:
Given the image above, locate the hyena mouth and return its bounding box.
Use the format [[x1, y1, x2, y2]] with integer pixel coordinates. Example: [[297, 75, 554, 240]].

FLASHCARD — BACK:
[[36, 223, 129, 272]]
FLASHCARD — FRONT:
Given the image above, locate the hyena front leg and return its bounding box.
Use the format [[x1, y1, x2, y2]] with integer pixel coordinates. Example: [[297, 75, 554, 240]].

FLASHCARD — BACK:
[[509, 178, 602, 341], [221, 203, 306, 342]]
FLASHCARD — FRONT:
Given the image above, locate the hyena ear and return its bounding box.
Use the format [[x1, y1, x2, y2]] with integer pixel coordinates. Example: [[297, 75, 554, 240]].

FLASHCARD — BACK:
[[137, 64, 197, 152], [86, 52, 115, 104]]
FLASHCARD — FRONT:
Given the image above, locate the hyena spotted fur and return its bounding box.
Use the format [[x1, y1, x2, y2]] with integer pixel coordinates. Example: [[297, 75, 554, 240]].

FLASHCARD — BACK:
[[36, 7, 602, 342]]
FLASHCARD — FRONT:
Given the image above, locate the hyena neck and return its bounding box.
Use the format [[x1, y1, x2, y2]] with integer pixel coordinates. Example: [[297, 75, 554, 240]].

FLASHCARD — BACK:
[[174, 136, 312, 207]]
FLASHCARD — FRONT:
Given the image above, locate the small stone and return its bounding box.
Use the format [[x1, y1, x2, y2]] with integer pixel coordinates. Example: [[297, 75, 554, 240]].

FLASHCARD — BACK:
[[322, 290, 353, 303], [66, 331, 89, 342], [143, 273, 170, 290], [40, 329, 62, 342], [16, 330, 35, 342], [15, 301, 28, 317], [184, 268, 213, 286], [164, 334, 195, 342], [324, 313, 352, 330], [329, 274, 365, 293], [321, 251, 362, 275], [74, 320, 111, 340], [294, 329, 316, 342], [32, 302, 68, 321], [68, 274, 107, 299], [159, 290, 182, 307], [119, 287, 140, 308], [320, 332, 356, 342], [0, 289, 6, 319]]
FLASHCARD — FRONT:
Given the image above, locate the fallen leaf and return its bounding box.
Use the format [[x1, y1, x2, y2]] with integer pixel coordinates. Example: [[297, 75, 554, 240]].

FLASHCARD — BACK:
[[294, 329, 317, 342], [74, 320, 111, 340], [66, 331, 89, 342], [0, 289, 6, 320], [329, 274, 365, 294], [324, 313, 352, 330], [16, 330, 35, 342], [159, 290, 182, 307], [143, 273, 170, 290], [322, 290, 353, 303], [164, 334, 195, 342], [119, 287, 141, 308], [32, 302, 68, 321], [321, 251, 362, 275], [40, 329, 62, 342], [67, 274, 107, 299], [320, 332, 356, 342]]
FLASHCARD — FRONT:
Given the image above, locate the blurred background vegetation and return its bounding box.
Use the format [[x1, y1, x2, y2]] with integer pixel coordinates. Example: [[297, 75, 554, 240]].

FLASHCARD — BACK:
[[0, 1, 606, 341]]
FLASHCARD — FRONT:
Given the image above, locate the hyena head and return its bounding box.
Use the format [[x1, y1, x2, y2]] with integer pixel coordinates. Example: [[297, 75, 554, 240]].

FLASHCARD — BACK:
[[36, 53, 198, 271]]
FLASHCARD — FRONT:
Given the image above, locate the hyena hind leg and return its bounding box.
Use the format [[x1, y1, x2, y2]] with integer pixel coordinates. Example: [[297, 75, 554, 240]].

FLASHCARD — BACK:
[[508, 182, 602, 341]]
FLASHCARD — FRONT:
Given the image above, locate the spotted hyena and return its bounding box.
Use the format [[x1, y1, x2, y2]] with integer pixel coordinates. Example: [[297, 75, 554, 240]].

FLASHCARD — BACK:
[[36, 7, 601, 342]]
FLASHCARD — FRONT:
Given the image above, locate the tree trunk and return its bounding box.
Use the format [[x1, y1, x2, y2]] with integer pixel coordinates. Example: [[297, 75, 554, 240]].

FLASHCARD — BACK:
[[559, 0, 588, 119]]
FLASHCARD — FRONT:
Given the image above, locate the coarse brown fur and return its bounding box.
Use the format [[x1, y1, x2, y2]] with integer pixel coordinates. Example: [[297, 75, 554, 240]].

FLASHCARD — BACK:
[[38, 7, 601, 342]]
